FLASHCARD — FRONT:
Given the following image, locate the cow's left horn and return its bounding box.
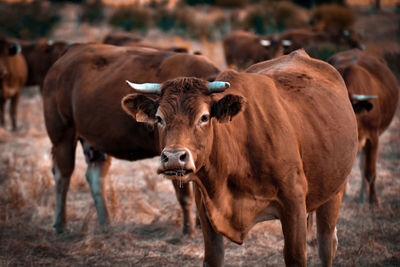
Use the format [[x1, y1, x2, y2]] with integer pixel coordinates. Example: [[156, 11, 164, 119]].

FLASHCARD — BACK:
[[351, 94, 378, 101], [208, 81, 230, 93], [126, 80, 161, 94]]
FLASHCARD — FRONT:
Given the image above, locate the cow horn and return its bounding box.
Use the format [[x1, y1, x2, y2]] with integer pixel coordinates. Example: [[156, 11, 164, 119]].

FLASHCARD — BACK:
[[126, 80, 161, 94], [260, 40, 271, 47], [351, 94, 378, 101], [207, 81, 230, 93], [282, 40, 292, 46]]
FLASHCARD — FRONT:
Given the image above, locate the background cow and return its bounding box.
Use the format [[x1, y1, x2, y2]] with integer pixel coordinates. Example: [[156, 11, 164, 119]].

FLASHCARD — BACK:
[[223, 30, 283, 70], [121, 50, 359, 266], [0, 38, 27, 131], [21, 40, 69, 90], [42, 43, 220, 235], [279, 28, 363, 55], [328, 49, 399, 204]]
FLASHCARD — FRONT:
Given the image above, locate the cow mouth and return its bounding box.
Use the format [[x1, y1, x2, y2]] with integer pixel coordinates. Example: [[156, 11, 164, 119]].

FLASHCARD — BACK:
[[159, 169, 194, 177]]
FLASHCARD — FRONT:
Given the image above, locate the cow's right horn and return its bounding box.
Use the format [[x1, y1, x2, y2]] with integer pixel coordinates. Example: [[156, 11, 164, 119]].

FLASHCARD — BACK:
[[351, 94, 378, 101], [208, 81, 230, 93], [126, 80, 161, 94]]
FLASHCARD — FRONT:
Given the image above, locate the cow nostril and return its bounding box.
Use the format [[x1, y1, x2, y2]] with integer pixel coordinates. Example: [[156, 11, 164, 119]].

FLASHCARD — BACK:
[[179, 152, 187, 162], [161, 153, 168, 163]]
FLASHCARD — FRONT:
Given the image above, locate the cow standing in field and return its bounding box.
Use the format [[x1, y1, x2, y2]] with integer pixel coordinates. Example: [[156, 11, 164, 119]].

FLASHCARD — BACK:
[[328, 49, 399, 204], [21, 40, 69, 91], [223, 30, 283, 70], [0, 38, 27, 131], [42, 44, 220, 235], [122, 50, 359, 266], [278, 28, 363, 56]]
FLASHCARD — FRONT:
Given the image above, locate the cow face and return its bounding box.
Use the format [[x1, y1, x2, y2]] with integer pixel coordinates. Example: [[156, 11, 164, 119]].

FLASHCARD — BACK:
[[122, 78, 246, 182]]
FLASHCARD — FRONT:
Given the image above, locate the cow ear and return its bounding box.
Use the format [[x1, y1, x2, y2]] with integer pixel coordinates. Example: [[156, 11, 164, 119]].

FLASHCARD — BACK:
[[352, 100, 373, 114], [121, 94, 158, 124], [211, 94, 246, 123]]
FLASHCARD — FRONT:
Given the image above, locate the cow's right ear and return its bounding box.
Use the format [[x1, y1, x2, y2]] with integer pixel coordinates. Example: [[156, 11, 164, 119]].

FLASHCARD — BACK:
[[211, 94, 247, 123], [121, 94, 158, 124], [352, 100, 373, 114]]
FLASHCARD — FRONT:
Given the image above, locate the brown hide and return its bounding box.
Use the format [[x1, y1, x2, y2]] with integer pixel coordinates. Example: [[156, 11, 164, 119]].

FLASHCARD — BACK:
[[328, 49, 399, 203], [122, 50, 359, 265], [43, 43, 220, 160], [223, 30, 283, 70], [102, 32, 143, 46], [102, 33, 189, 54], [21, 40, 69, 88], [0, 38, 27, 130]]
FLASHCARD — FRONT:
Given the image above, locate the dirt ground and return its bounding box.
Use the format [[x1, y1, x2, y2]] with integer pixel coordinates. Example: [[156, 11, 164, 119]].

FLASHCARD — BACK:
[[1, 6, 400, 267]]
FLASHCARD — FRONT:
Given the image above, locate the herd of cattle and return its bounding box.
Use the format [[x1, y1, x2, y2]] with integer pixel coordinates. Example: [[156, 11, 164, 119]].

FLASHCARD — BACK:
[[0, 25, 398, 266]]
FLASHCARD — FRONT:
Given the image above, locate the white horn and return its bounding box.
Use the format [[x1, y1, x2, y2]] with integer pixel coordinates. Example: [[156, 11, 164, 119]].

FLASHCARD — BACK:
[[282, 40, 292, 46], [208, 81, 230, 93], [126, 80, 161, 94], [351, 94, 377, 101], [260, 40, 271, 47]]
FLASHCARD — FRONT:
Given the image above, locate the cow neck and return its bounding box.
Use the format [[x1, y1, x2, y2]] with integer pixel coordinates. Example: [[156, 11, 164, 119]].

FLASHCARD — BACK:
[[193, 118, 271, 244]]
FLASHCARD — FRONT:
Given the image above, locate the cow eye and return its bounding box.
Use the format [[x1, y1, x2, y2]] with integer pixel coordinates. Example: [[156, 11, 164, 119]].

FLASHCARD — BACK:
[[200, 114, 209, 123], [156, 115, 164, 126]]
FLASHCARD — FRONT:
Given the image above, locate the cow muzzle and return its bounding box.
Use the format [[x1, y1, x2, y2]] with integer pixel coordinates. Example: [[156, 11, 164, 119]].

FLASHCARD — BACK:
[[157, 147, 196, 178]]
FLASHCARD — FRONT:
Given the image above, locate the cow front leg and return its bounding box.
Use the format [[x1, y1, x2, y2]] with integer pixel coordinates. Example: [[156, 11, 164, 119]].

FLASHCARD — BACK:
[[0, 98, 5, 127], [280, 199, 307, 266], [316, 187, 344, 267], [359, 136, 379, 205], [194, 184, 224, 267], [10, 93, 19, 131], [81, 140, 111, 226], [172, 180, 196, 237]]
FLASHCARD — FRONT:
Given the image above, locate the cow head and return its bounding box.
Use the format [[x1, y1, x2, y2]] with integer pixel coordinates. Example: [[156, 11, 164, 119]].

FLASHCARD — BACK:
[[350, 94, 377, 114], [0, 39, 21, 78], [122, 77, 246, 182]]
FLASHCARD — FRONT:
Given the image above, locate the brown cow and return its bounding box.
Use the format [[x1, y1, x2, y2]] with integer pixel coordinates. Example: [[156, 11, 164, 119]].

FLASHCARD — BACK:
[[328, 49, 399, 204], [121, 50, 359, 266], [223, 30, 283, 70], [102, 32, 189, 54], [42, 43, 220, 235], [21, 40, 69, 89], [0, 38, 27, 131], [279, 28, 363, 55]]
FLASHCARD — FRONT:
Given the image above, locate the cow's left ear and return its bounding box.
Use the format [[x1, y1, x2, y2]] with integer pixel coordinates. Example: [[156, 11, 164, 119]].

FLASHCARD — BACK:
[[121, 94, 158, 124], [211, 94, 247, 123], [352, 100, 373, 114], [8, 41, 21, 56]]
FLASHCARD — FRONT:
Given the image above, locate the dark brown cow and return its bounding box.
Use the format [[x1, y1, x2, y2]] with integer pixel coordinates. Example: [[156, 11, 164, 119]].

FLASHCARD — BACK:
[[328, 49, 399, 204], [21, 40, 69, 89], [42, 44, 220, 235], [279, 28, 363, 55], [223, 30, 283, 70], [102, 32, 143, 46], [102, 32, 189, 54], [121, 50, 359, 266], [0, 38, 27, 131]]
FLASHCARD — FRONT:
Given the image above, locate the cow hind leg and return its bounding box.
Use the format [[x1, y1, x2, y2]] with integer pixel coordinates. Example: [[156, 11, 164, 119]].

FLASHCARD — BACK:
[[359, 137, 379, 205], [10, 93, 19, 131], [172, 180, 195, 237], [80, 139, 111, 226], [316, 188, 344, 267], [51, 128, 77, 234]]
